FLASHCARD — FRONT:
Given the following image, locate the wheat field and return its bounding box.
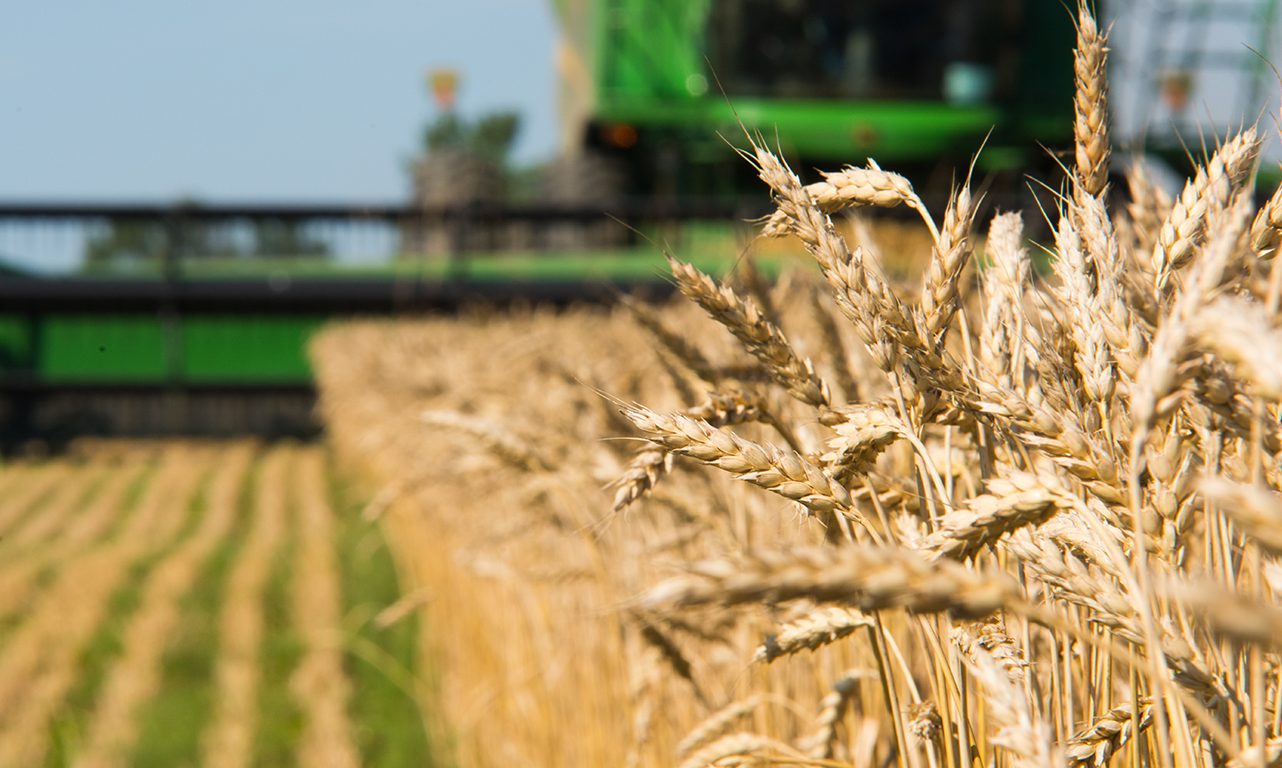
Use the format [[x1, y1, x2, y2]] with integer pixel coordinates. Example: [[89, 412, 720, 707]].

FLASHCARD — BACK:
[[0, 440, 431, 767], [312, 3, 1282, 767]]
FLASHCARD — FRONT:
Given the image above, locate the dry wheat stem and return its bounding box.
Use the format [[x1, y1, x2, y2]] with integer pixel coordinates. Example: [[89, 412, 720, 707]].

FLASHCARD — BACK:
[[1198, 475, 1282, 557]]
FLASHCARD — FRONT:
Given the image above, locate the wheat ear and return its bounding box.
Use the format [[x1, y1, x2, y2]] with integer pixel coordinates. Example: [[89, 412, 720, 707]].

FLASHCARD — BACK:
[[613, 391, 768, 513], [965, 649, 1058, 767], [1229, 738, 1282, 768], [1188, 296, 1282, 402], [981, 211, 1029, 389], [612, 449, 673, 514], [754, 606, 872, 663], [952, 615, 1031, 683], [1064, 698, 1154, 767], [924, 471, 1077, 561], [761, 162, 938, 242], [620, 404, 853, 517], [420, 409, 553, 471], [674, 697, 763, 759], [633, 614, 706, 705], [805, 671, 862, 760], [1073, 1, 1111, 199], [1051, 215, 1116, 404], [667, 256, 832, 412], [1126, 162, 1174, 254], [1251, 183, 1282, 259], [642, 545, 1015, 619], [620, 295, 717, 382], [1076, 191, 1145, 379], [918, 183, 976, 346], [675, 732, 801, 768], [821, 400, 903, 484], [1151, 128, 1259, 295]]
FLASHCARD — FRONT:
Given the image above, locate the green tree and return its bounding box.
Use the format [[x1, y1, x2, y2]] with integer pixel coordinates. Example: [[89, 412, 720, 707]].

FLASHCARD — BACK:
[[422, 110, 521, 169], [84, 217, 328, 271], [247, 220, 329, 259], [471, 112, 520, 166], [85, 221, 168, 267]]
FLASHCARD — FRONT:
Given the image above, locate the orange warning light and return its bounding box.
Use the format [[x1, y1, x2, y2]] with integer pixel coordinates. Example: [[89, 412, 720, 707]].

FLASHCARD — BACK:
[[603, 123, 638, 149]]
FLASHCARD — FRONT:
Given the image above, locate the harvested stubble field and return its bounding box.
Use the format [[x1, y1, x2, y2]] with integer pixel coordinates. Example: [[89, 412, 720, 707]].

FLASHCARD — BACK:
[[0, 440, 431, 767], [312, 5, 1282, 768]]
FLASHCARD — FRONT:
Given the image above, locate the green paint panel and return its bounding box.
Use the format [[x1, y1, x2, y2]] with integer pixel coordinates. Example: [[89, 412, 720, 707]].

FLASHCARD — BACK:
[[0, 316, 33, 371], [42, 316, 169, 381], [0, 312, 321, 386], [181, 315, 321, 383], [594, 0, 710, 102], [601, 98, 1013, 162]]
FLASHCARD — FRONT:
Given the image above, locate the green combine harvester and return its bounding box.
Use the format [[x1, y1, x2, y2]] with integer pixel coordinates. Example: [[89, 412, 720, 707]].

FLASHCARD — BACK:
[[551, 0, 1076, 199], [0, 0, 1275, 440]]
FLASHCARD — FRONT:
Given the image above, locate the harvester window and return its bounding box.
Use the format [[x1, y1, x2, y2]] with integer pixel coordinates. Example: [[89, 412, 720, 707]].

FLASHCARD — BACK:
[[706, 0, 1006, 102]]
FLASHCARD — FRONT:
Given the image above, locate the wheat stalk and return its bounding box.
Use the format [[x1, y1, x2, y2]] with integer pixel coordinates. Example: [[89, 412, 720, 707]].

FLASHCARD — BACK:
[[1199, 476, 1282, 557]]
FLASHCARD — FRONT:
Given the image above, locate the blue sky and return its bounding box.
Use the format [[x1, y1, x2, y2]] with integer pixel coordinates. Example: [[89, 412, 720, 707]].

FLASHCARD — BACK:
[[0, 1, 559, 201]]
